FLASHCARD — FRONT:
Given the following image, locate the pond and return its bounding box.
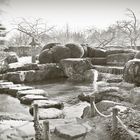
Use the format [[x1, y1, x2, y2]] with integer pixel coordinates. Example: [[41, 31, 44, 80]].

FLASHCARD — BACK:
[[27, 78, 96, 105], [0, 78, 96, 117]]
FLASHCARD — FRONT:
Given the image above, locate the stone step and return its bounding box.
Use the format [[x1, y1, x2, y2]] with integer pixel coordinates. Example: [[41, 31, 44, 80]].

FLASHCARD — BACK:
[[7, 86, 34, 97], [37, 108, 65, 119], [17, 89, 47, 99], [54, 124, 88, 139], [29, 100, 64, 115], [0, 84, 22, 94], [20, 95, 48, 105], [94, 65, 124, 75], [7, 63, 39, 72]]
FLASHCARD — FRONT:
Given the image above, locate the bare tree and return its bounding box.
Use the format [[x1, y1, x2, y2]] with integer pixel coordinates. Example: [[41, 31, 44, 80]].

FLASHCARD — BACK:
[[86, 26, 116, 48], [7, 32, 30, 47], [117, 9, 140, 50], [15, 18, 54, 42], [13, 18, 55, 62]]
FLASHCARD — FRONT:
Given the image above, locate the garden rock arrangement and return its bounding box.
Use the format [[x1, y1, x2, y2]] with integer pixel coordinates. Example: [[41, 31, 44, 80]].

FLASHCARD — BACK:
[[123, 59, 140, 85], [39, 43, 85, 64], [1, 44, 140, 140], [4, 52, 19, 64], [60, 58, 98, 82], [1, 63, 65, 83], [0, 80, 64, 120]]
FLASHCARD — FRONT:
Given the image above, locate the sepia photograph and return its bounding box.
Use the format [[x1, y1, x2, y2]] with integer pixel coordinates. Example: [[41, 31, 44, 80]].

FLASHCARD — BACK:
[[0, 0, 140, 139]]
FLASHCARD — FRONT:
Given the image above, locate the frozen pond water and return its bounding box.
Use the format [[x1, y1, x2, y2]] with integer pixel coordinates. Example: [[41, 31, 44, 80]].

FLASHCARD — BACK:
[[0, 78, 95, 116], [27, 78, 95, 105]]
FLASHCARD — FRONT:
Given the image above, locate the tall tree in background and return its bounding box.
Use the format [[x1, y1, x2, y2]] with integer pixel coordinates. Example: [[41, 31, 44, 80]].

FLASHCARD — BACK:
[[51, 24, 87, 44], [117, 9, 140, 50]]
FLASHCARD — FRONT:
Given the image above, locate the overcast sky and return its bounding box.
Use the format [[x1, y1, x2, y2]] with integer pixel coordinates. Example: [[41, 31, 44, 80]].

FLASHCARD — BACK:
[[0, 0, 140, 31]]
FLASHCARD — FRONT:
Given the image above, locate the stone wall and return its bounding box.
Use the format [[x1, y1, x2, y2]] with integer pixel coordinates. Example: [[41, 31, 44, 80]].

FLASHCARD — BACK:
[[5, 46, 42, 57]]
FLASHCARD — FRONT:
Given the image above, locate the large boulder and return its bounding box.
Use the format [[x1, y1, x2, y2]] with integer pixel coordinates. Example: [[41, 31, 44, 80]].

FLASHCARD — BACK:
[[87, 47, 106, 57], [24, 70, 36, 82], [52, 45, 71, 63], [39, 49, 53, 64], [60, 58, 97, 82], [38, 63, 65, 79], [42, 43, 61, 51], [65, 43, 84, 58], [78, 87, 122, 103], [5, 52, 18, 64], [107, 53, 135, 66], [123, 59, 140, 85]]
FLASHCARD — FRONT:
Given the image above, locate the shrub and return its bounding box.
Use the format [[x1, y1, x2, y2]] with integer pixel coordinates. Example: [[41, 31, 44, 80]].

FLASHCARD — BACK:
[[39, 49, 53, 64], [65, 43, 84, 58], [42, 43, 61, 51], [52, 45, 71, 63]]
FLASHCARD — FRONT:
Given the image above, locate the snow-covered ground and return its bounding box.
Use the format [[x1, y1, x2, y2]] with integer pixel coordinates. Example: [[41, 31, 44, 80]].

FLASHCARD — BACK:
[[9, 56, 33, 69], [18, 56, 32, 64]]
